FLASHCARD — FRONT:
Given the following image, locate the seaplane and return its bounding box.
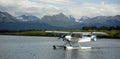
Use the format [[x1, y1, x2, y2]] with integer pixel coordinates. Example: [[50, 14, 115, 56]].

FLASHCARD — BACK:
[[46, 31, 108, 49]]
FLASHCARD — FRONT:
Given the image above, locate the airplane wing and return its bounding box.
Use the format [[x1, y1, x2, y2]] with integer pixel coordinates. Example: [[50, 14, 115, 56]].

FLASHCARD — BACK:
[[45, 31, 108, 35]]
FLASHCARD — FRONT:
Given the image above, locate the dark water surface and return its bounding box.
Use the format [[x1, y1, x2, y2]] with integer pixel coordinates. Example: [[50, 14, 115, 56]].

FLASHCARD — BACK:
[[0, 35, 120, 59]]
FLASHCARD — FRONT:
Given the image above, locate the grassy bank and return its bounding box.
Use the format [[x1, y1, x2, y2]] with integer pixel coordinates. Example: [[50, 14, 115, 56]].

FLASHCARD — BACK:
[[0, 30, 54, 37], [0, 30, 120, 38]]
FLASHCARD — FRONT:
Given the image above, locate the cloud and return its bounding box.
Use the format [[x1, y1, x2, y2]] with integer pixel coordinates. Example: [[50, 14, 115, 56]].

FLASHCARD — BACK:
[[0, 0, 64, 17], [0, 0, 120, 18], [66, 2, 120, 18], [33, 0, 74, 6]]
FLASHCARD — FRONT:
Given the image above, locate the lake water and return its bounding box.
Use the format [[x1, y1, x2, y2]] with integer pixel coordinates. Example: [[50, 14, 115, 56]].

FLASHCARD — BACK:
[[0, 35, 120, 59]]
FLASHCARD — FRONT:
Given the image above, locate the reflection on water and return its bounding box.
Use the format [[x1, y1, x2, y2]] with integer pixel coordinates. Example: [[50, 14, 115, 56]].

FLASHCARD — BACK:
[[65, 49, 83, 59], [64, 48, 120, 59], [0, 35, 120, 59], [66, 49, 93, 59]]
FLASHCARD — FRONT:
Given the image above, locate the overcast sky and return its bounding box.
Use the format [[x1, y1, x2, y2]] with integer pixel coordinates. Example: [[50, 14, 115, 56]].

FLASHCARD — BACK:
[[0, 0, 120, 18]]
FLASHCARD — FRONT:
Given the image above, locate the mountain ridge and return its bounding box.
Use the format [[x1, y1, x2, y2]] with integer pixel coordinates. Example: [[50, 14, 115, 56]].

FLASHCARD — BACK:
[[0, 11, 120, 30]]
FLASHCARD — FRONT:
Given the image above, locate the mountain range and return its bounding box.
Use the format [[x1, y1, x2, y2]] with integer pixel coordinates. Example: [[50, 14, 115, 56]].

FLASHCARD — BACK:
[[0, 11, 120, 30]]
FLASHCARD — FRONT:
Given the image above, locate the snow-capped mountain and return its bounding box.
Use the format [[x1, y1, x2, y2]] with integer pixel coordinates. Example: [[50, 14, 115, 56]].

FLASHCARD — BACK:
[[17, 15, 40, 21], [0, 11, 18, 22], [0, 11, 120, 30]]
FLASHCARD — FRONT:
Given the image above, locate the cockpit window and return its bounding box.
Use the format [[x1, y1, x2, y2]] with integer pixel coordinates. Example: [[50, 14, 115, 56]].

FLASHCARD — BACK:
[[82, 35, 91, 38]]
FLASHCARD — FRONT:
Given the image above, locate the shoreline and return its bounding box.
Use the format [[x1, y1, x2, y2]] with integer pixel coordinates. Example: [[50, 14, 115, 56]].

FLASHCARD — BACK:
[[0, 30, 120, 39]]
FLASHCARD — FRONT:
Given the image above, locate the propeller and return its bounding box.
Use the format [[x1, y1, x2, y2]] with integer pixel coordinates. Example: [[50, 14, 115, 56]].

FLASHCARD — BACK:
[[58, 34, 67, 41]]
